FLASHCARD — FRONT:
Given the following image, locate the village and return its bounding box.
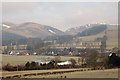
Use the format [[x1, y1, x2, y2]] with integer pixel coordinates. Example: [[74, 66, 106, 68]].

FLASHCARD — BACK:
[[1, 1, 119, 79], [1, 33, 120, 79]]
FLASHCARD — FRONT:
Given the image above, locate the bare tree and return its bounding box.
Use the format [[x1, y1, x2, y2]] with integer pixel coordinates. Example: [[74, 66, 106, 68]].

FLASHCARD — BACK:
[[69, 58, 76, 67], [86, 50, 99, 69], [54, 56, 61, 63]]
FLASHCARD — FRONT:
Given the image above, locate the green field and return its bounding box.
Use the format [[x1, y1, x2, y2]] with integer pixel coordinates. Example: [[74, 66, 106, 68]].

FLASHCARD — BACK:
[[2, 54, 80, 66]]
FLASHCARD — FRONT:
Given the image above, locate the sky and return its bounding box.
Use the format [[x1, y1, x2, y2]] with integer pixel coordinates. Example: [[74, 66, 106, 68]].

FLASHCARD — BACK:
[[1, 0, 120, 2], [2, 2, 118, 31]]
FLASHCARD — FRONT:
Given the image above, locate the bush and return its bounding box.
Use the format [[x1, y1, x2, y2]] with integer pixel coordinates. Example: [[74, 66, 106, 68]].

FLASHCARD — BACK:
[[3, 64, 15, 71], [25, 61, 30, 69], [108, 53, 120, 67]]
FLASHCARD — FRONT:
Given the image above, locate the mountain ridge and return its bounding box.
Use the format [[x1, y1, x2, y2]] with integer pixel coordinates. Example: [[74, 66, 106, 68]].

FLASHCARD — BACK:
[[2, 22, 66, 40]]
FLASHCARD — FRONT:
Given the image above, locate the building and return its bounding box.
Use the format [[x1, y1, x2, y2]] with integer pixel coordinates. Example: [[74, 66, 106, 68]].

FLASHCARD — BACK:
[[49, 36, 107, 53], [57, 61, 72, 66], [50, 41, 102, 49], [34, 58, 52, 65], [22, 53, 29, 56], [2, 45, 27, 53]]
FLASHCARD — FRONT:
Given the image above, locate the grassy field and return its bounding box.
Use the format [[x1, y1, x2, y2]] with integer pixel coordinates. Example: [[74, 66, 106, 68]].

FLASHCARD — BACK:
[[2, 54, 80, 66]]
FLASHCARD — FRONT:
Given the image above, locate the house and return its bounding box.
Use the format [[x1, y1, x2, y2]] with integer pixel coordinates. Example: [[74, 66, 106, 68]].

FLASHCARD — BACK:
[[34, 58, 52, 65], [22, 53, 29, 56], [57, 61, 72, 66], [8, 51, 20, 55], [33, 52, 37, 55]]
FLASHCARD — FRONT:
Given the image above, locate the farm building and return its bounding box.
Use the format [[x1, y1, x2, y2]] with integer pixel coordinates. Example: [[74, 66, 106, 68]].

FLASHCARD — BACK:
[[57, 61, 72, 66], [22, 53, 29, 56], [34, 58, 52, 65]]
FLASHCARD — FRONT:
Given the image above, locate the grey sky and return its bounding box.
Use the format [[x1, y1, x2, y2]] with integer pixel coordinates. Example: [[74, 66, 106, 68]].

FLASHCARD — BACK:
[[2, 2, 118, 31]]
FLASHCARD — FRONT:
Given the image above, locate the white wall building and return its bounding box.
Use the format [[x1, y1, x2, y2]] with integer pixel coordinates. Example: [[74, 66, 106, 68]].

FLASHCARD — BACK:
[[57, 61, 72, 66]]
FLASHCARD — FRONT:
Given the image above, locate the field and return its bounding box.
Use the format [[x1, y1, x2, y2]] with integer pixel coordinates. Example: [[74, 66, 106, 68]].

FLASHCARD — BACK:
[[1, 54, 119, 78], [2, 68, 89, 77], [2, 68, 118, 78], [2, 54, 80, 66], [24, 69, 118, 78]]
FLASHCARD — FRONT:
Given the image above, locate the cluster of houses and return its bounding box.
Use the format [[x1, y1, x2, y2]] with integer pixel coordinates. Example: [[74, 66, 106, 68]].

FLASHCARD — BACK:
[[8, 51, 30, 56], [5, 51, 37, 56]]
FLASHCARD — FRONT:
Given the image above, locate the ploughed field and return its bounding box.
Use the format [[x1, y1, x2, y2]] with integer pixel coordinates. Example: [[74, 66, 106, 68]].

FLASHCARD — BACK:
[[2, 68, 118, 78], [2, 54, 80, 66], [2, 68, 89, 77], [23, 68, 118, 78]]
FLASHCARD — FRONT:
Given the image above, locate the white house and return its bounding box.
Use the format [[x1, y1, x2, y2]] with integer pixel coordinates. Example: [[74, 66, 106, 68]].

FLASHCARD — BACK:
[[34, 58, 52, 65], [57, 61, 72, 66]]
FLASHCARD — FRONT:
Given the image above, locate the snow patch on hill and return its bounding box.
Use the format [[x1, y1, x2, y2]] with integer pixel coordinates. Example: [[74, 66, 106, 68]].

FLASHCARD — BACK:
[[2, 24, 11, 28], [49, 29, 56, 34]]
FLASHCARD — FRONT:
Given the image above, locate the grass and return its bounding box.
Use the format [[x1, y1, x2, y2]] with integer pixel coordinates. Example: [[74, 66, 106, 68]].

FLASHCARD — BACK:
[[2, 54, 80, 66]]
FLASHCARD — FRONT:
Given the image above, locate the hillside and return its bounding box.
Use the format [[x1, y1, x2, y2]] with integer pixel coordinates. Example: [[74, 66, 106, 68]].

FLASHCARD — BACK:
[[75, 25, 107, 37], [65, 25, 90, 35], [75, 25, 118, 49], [2, 22, 66, 40], [2, 31, 26, 40], [65, 24, 105, 36], [44, 35, 73, 44], [2, 22, 118, 49]]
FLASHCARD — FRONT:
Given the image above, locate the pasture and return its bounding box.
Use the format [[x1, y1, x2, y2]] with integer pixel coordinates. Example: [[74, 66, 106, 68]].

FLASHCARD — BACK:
[[2, 54, 80, 66]]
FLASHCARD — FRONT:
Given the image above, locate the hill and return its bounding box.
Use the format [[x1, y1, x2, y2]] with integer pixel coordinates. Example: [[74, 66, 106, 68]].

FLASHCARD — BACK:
[[75, 25, 118, 49], [2, 22, 118, 49], [75, 25, 107, 37], [2, 22, 66, 40], [2, 31, 26, 40]]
